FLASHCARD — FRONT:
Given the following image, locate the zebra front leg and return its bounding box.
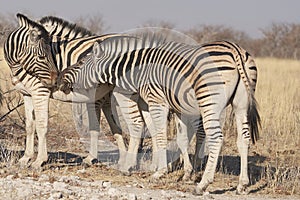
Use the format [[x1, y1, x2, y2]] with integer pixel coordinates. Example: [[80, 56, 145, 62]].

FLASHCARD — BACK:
[[31, 94, 50, 169], [83, 102, 101, 165], [19, 95, 35, 168], [102, 99, 127, 167]]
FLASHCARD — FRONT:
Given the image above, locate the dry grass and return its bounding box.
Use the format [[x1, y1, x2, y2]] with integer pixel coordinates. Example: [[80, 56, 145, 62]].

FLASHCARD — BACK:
[[253, 58, 300, 194], [0, 46, 299, 195]]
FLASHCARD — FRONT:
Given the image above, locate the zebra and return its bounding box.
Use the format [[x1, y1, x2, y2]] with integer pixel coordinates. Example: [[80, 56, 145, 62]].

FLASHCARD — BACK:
[[4, 13, 127, 168], [58, 34, 260, 195], [4, 13, 58, 169]]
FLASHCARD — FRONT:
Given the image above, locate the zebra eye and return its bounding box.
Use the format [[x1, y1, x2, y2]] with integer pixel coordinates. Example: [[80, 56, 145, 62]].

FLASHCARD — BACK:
[[29, 30, 40, 43]]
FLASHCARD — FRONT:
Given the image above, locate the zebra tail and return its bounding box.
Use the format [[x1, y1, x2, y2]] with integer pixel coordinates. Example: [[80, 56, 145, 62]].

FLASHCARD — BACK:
[[231, 42, 261, 144], [248, 91, 261, 144]]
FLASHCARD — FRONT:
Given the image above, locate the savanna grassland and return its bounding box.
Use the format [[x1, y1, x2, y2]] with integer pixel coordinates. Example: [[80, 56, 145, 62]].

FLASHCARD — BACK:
[[0, 46, 299, 198]]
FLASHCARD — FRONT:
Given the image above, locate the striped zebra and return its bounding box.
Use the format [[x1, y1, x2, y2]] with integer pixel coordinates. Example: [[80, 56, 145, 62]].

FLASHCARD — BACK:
[[4, 13, 126, 168], [59, 34, 260, 195], [4, 14, 58, 169]]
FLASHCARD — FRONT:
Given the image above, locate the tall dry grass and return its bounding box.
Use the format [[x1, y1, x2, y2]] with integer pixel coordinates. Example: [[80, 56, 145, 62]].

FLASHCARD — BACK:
[[254, 58, 300, 194]]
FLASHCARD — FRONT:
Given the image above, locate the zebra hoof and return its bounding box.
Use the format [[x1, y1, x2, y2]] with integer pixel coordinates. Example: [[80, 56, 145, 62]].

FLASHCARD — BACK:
[[120, 169, 132, 176], [83, 156, 98, 166], [31, 160, 45, 171], [236, 184, 249, 195], [182, 170, 193, 182], [19, 156, 32, 168], [194, 187, 210, 197], [151, 168, 167, 180]]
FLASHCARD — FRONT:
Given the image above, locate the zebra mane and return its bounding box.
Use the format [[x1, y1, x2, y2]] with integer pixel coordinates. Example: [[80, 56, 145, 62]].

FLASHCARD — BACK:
[[96, 33, 167, 57], [39, 16, 94, 39]]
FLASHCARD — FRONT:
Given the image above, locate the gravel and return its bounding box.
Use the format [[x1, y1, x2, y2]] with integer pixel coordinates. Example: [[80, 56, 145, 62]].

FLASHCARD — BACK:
[[0, 172, 298, 200]]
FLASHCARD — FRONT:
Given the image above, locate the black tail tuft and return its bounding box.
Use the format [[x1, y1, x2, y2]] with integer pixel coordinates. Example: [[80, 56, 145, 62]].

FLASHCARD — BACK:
[[248, 93, 261, 144]]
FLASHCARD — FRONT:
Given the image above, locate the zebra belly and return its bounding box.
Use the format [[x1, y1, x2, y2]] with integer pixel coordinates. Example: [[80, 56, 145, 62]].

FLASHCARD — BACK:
[[52, 84, 113, 103]]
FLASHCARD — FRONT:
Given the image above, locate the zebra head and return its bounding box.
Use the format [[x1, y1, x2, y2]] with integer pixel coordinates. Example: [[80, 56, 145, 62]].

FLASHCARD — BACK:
[[57, 56, 90, 94], [4, 13, 58, 88]]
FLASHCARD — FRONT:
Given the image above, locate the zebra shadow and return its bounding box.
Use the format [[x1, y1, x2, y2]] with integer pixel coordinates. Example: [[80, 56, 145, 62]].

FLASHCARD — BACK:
[[193, 154, 268, 194]]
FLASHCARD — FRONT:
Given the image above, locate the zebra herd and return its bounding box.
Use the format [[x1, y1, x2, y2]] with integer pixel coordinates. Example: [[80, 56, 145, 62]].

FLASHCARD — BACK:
[[3, 13, 260, 195]]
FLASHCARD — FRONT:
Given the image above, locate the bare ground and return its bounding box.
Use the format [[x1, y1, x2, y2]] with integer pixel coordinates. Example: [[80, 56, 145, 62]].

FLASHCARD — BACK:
[[0, 121, 299, 200]]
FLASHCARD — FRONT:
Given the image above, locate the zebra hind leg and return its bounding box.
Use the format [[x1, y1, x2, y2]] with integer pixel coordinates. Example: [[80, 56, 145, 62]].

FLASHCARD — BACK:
[[174, 115, 193, 182], [148, 103, 169, 180], [193, 117, 205, 172], [195, 111, 224, 195], [233, 82, 251, 195]]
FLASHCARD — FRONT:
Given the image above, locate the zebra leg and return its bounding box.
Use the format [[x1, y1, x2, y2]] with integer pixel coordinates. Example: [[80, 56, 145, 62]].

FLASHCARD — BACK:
[[233, 82, 251, 195], [113, 91, 144, 174], [31, 94, 50, 169], [137, 99, 159, 171], [19, 95, 35, 167], [102, 98, 126, 167], [83, 101, 102, 165], [148, 103, 169, 179], [195, 108, 224, 195], [193, 117, 206, 171], [174, 115, 193, 181]]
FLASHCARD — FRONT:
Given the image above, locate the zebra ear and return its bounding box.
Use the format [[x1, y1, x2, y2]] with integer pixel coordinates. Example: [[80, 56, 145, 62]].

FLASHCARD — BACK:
[[17, 13, 28, 27], [93, 42, 104, 58]]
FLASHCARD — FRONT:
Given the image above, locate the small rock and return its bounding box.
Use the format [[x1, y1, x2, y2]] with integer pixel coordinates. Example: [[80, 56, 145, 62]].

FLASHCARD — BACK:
[[127, 193, 137, 200], [175, 190, 186, 198], [77, 168, 86, 174], [6, 175, 14, 180], [102, 181, 112, 188], [50, 191, 63, 199]]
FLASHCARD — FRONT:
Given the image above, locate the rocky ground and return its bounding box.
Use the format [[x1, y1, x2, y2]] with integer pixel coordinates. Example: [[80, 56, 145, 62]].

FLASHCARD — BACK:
[[0, 171, 298, 200]]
